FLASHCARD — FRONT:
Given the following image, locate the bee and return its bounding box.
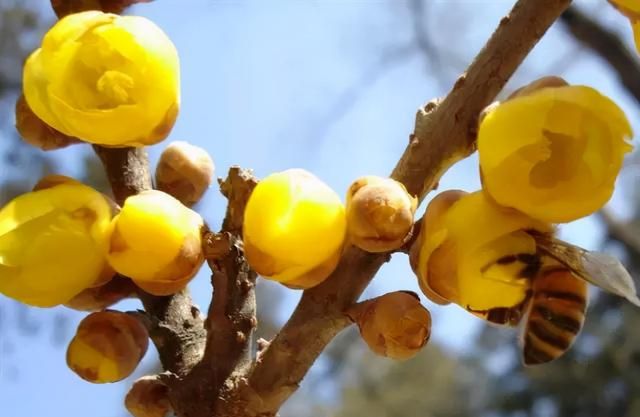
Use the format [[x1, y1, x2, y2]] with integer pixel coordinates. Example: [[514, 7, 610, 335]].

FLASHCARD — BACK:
[[469, 231, 640, 366]]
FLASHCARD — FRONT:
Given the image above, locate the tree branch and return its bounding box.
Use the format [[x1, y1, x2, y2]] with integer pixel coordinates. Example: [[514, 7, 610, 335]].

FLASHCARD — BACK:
[[233, 2, 572, 414], [203, 167, 258, 389], [94, 146, 207, 377], [560, 5, 640, 106]]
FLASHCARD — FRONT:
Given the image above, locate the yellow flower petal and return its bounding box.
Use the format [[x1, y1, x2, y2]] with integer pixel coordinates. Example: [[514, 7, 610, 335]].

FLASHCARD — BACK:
[[479, 85, 632, 223], [0, 182, 112, 307]]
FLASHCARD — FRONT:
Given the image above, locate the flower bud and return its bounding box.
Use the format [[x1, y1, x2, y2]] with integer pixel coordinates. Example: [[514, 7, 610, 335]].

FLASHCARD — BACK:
[[348, 291, 431, 360], [608, 1, 640, 54], [412, 190, 552, 312], [243, 169, 346, 289], [0, 180, 113, 307], [23, 11, 179, 147], [345, 176, 417, 253], [15, 95, 79, 150], [51, 0, 153, 18], [479, 85, 633, 223], [65, 276, 137, 311], [155, 141, 214, 207], [67, 311, 148, 383], [125, 375, 172, 417], [106, 190, 204, 295]]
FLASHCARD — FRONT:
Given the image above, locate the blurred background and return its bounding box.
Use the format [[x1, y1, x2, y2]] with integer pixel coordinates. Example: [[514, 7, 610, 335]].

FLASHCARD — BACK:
[[1, 0, 640, 416]]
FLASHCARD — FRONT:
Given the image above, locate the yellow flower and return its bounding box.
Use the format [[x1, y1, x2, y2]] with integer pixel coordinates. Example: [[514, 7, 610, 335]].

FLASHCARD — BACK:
[[609, 0, 640, 54], [411, 190, 551, 311], [243, 169, 346, 289], [23, 11, 179, 147], [0, 180, 112, 307], [66, 311, 148, 383], [479, 85, 632, 223], [106, 190, 203, 295]]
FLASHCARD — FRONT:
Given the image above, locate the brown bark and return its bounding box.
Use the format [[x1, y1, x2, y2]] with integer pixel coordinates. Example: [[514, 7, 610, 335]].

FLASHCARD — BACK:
[[204, 168, 258, 402]]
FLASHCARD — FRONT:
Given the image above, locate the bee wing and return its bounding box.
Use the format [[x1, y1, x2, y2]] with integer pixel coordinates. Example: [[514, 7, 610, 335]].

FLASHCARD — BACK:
[[579, 251, 640, 307], [534, 232, 640, 307]]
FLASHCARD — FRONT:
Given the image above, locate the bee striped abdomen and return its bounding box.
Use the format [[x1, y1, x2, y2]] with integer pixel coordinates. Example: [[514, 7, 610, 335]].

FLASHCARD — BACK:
[[522, 268, 588, 365]]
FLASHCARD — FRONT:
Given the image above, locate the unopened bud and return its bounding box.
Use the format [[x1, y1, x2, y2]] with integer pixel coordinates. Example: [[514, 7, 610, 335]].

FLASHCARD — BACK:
[[346, 176, 417, 253], [15, 95, 79, 150], [125, 375, 172, 417], [155, 141, 215, 206], [348, 291, 431, 360], [106, 190, 204, 296], [65, 276, 137, 312], [66, 311, 148, 383], [243, 169, 346, 289]]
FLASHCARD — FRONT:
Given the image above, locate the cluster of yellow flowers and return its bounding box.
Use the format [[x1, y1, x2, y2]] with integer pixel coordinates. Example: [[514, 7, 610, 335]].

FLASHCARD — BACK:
[[1, 0, 638, 392], [412, 79, 632, 314], [0, 8, 216, 391]]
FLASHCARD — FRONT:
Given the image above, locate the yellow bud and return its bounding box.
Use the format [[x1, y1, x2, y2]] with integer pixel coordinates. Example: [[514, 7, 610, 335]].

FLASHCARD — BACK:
[[155, 141, 215, 207], [412, 190, 552, 311], [243, 169, 346, 288], [125, 375, 172, 417], [23, 11, 179, 147], [348, 291, 431, 360], [345, 176, 417, 253], [0, 181, 112, 307], [479, 85, 633, 223], [15, 95, 79, 150], [106, 190, 204, 295], [67, 311, 148, 383], [65, 276, 137, 312]]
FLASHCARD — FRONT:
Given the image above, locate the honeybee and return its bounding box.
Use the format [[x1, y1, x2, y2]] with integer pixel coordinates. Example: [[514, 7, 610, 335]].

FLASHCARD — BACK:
[[470, 231, 640, 366]]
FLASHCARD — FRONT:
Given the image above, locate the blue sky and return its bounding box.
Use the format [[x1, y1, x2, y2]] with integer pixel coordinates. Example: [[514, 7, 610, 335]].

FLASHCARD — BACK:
[[1, 1, 639, 416]]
